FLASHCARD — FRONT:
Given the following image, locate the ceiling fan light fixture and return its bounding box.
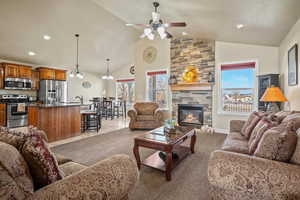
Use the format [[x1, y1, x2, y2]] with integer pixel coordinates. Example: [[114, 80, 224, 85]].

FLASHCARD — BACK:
[[144, 28, 152, 36], [147, 33, 155, 40], [152, 12, 160, 22]]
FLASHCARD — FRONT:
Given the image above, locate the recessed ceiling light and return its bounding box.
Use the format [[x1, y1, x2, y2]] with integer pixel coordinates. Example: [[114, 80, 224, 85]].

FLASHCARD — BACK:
[[28, 51, 36, 56], [182, 32, 188, 36], [43, 35, 51, 40], [236, 24, 245, 29]]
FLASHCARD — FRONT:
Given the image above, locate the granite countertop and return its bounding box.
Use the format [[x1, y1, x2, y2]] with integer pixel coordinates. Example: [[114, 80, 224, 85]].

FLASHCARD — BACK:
[[29, 102, 90, 108]]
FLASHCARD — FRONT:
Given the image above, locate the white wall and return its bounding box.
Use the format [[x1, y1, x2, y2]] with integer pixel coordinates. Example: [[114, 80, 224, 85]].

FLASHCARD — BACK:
[[67, 71, 105, 104], [106, 38, 171, 107], [135, 38, 171, 102], [279, 18, 300, 110], [213, 41, 279, 131]]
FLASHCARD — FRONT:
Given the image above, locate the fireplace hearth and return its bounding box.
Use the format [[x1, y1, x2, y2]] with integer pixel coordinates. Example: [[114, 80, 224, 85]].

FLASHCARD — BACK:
[[178, 104, 204, 127]]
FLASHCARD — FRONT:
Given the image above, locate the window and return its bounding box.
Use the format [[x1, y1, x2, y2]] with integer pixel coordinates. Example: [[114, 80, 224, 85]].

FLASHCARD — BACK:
[[220, 62, 256, 114], [146, 70, 168, 109], [116, 79, 135, 106]]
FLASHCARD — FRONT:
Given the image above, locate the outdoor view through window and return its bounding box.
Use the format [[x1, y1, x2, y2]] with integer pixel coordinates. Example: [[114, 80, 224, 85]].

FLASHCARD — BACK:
[[221, 62, 255, 113], [146, 70, 168, 109]]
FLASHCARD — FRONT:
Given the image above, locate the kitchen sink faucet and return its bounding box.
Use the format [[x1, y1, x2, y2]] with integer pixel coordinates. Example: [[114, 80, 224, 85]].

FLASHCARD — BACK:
[[75, 95, 83, 104]]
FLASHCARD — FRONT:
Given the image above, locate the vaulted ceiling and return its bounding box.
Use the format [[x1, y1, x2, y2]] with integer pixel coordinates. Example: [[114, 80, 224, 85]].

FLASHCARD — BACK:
[[0, 0, 300, 73], [96, 0, 300, 46], [0, 0, 139, 73]]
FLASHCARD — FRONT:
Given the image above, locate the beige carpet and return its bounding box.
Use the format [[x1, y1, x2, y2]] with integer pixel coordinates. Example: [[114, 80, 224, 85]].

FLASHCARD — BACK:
[[52, 128, 226, 200]]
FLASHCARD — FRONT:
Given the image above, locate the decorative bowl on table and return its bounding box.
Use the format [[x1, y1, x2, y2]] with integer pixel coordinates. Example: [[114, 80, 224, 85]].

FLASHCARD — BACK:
[[164, 119, 176, 134]]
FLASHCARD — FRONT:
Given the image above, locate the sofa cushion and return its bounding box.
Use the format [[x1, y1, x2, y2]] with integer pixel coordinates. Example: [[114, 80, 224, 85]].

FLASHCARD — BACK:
[[227, 131, 247, 141], [221, 137, 249, 154], [136, 115, 155, 121], [21, 134, 64, 189], [241, 111, 264, 139], [0, 142, 34, 199], [248, 117, 279, 154], [290, 131, 300, 165], [254, 122, 297, 162], [59, 161, 87, 177], [134, 102, 158, 115]]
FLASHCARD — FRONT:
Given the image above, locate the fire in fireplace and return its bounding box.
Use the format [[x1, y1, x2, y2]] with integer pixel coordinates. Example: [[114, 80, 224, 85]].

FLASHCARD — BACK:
[[178, 104, 204, 126]]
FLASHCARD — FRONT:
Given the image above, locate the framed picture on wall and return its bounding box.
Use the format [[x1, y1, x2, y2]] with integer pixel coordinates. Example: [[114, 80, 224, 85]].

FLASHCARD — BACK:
[[288, 44, 298, 86]]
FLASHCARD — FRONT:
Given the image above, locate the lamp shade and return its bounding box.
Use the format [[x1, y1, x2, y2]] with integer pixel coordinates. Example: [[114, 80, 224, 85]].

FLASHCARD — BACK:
[[260, 87, 288, 102]]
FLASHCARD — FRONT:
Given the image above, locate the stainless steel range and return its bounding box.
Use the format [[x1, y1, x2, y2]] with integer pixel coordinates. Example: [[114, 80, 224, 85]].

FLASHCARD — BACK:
[[0, 94, 29, 128]]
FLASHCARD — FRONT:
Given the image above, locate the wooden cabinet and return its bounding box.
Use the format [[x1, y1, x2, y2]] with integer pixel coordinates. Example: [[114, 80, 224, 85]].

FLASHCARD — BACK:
[[55, 70, 67, 81], [19, 66, 32, 79], [31, 70, 40, 90], [28, 106, 39, 127], [0, 104, 6, 126], [0, 67, 4, 89], [3, 63, 19, 78], [38, 68, 55, 80]]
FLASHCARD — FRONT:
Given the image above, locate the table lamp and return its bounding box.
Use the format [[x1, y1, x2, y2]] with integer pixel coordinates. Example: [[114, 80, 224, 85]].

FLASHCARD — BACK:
[[260, 86, 288, 112]]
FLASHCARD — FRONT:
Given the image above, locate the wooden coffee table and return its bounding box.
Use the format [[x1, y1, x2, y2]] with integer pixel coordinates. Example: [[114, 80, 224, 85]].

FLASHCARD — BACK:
[[133, 126, 196, 181]]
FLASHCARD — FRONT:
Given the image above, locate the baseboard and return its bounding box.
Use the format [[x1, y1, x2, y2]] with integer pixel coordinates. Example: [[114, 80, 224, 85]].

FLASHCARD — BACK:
[[214, 128, 229, 134]]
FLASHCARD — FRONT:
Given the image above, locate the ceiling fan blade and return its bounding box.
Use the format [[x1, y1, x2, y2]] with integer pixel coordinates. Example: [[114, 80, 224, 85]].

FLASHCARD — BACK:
[[166, 31, 173, 39], [126, 23, 149, 27], [167, 22, 187, 27]]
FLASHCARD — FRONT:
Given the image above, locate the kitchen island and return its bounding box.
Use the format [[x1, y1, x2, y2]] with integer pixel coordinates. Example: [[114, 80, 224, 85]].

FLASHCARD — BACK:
[[28, 103, 82, 142]]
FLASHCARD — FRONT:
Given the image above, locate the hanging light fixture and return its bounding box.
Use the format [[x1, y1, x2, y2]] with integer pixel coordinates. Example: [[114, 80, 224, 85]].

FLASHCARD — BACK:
[[69, 34, 83, 79], [102, 58, 114, 80]]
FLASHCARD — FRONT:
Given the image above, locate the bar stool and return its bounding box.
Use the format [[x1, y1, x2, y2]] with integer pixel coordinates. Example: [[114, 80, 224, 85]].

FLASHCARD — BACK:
[[81, 105, 102, 132]]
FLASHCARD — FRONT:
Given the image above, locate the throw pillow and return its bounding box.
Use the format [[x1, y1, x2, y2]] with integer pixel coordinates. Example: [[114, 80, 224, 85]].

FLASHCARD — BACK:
[[275, 111, 294, 122], [248, 117, 279, 154], [281, 113, 300, 130], [0, 142, 34, 199], [0, 127, 26, 150], [241, 111, 264, 139], [21, 134, 64, 189], [254, 122, 297, 162]]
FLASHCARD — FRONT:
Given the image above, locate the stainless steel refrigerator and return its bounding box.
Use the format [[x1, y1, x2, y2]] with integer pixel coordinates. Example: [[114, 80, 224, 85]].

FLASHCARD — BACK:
[[39, 80, 67, 104]]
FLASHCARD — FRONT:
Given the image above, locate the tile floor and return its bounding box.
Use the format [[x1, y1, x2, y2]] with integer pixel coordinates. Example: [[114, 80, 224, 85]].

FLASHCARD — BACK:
[[49, 117, 129, 147]]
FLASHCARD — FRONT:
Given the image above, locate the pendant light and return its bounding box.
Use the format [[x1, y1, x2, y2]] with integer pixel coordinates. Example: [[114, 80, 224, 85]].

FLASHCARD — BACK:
[[102, 58, 114, 80], [70, 34, 83, 79]]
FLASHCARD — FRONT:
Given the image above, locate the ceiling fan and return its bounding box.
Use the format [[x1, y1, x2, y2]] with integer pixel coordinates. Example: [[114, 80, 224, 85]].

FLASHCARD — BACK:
[[126, 1, 187, 40]]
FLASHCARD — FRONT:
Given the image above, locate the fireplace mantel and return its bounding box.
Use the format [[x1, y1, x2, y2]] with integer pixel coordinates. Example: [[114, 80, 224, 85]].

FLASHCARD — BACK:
[[170, 83, 213, 91]]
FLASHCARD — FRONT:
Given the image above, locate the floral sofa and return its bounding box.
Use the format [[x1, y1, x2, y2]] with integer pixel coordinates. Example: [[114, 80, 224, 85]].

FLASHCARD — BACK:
[[208, 111, 300, 200], [0, 127, 139, 200], [128, 102, 164, 130]]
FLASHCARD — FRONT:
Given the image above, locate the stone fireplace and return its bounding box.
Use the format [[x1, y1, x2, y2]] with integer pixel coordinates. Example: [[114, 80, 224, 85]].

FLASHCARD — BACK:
[[170, 38, 215, 126], [178, 104, 204, 126]]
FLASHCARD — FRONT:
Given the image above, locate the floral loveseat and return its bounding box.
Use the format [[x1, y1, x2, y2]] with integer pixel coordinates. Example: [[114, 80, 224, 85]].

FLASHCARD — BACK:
[[0, 127, 139, 200], [208, 111, 300, 200]]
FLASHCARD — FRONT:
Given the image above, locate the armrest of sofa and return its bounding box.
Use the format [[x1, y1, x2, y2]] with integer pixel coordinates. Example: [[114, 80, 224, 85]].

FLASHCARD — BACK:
[[30, 154, 139, 200], [154, 108, 164, 122], [128, 109, 137, 121], [208, 150, 300, 199], [229, 120, 246, 133]]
